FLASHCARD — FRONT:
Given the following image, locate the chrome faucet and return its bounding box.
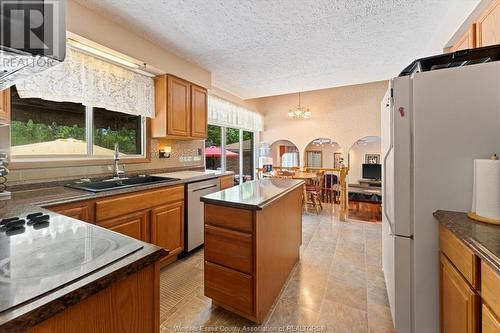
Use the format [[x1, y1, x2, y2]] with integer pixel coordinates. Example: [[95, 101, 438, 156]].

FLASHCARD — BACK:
[[112, 143, 125, 179]]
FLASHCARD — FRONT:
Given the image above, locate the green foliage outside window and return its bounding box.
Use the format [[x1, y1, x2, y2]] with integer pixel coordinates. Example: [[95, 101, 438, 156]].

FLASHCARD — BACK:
[[94, 127, 139, 154], [11, 120, 139, 154], [206, 125, 252, 147], [11, 120, 86, 146]]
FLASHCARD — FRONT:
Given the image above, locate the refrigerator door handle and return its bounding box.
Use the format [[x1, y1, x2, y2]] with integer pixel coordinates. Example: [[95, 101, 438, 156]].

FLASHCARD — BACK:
[[383, 97, 395, 236]]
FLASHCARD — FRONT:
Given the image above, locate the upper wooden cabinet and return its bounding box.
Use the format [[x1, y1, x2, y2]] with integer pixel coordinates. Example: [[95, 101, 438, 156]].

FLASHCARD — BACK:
[[0, 88, 10, 122], [450, 25, 477, 52], [152, 74, 207, 139], [191, 85, 208, 138], [476, 0, 500, 47]]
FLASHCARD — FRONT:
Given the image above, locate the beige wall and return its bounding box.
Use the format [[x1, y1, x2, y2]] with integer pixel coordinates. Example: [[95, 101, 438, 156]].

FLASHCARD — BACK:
[[348, 138, 381, 183], [252, 80, 388, 169], [67, 0, 211, 89]]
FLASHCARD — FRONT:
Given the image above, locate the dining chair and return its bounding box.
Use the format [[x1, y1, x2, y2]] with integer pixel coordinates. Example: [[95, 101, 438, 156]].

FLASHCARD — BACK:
[[322, 173, 339, 204], [305, 170, 325, 213]]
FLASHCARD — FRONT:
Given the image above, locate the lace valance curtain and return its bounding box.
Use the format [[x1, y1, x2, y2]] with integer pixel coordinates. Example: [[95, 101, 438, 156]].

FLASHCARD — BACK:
[[208, 94, 263, 132], [16, 48, 155, 118]]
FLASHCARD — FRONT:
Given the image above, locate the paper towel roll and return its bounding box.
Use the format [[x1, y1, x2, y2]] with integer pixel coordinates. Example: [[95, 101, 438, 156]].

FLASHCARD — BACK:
[[471, 159, 500, 221]]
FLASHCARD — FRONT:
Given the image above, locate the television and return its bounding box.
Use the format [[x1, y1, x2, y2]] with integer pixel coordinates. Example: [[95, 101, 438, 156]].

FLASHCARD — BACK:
[[362, 164, 381, 180]]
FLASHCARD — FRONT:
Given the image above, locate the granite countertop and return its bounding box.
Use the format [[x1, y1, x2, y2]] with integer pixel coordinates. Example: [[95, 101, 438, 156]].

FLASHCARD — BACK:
[[201, 178, 305, 210], [0, 170, 233, 219], [0, 170, 232, 331], [434, 210, 500, 274]]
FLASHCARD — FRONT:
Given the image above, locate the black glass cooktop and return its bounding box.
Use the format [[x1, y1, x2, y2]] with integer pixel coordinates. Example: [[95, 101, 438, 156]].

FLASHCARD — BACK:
[[0, 213, 143, 313]]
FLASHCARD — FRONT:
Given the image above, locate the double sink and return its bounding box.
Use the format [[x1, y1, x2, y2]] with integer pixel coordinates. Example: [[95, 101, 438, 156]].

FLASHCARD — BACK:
[[65, 175, 180, 193]]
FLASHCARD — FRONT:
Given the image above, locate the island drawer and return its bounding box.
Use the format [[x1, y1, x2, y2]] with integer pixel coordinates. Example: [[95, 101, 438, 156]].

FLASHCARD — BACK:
[[204, 204, 253, 233], [482, 261, 500, 319], [205, 224, 253, 274], [95, 185, 184, 221], [439, 225, 479, 288], [205, 261, 254, 315]]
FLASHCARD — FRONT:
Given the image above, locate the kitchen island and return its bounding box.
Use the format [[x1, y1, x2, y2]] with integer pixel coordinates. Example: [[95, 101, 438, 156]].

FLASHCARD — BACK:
[[200, 178, 304, 323]]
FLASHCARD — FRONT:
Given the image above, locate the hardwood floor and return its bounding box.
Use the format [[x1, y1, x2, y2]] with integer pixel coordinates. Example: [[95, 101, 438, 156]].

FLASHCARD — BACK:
[[348, 202, 382, 223], [159, 204, 393, 332]]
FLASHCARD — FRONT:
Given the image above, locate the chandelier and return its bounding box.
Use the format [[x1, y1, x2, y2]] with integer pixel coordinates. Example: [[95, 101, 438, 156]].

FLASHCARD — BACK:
[[288, 92, 311, 119]]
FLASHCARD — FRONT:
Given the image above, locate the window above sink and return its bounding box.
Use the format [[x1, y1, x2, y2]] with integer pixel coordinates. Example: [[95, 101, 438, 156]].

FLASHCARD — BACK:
[[10, 86, 147, 162]]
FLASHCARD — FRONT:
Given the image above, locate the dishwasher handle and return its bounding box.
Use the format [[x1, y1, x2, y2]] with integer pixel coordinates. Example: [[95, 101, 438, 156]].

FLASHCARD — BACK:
[[190, 184, 218, 193]]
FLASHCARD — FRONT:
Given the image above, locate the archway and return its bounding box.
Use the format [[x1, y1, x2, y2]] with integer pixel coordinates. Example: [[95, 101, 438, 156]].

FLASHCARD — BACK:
[[303, 138, 342, 169], [269, 139, 300, 168], [347, 136, 382, 222], [348, 136, 381, 183]]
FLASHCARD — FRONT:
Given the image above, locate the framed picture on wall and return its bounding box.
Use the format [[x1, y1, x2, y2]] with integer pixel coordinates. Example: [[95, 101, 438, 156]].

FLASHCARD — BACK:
[[365, 153, 380, 164], [334, 152, 343, 168]]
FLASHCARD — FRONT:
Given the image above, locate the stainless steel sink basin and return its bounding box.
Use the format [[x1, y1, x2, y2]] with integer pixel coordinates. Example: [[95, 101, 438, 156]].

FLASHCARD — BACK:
[[65, 176, 181, 193]]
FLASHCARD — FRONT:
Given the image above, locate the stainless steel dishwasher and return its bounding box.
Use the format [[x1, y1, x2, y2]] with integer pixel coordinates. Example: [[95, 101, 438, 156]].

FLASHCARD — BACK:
[[185, 178, 220, 253]]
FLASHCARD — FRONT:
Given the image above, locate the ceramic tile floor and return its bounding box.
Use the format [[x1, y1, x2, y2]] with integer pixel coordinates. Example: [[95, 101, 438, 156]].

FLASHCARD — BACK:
[[159, 205, 394, 333]]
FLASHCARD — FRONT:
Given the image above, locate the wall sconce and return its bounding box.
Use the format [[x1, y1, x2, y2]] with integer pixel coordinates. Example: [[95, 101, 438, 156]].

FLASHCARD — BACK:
[[159, 146, 172, 158]]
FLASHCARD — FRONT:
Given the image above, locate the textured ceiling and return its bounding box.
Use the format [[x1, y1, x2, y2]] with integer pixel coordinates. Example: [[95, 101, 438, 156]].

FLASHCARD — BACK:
[[75, 0, 480, 99]]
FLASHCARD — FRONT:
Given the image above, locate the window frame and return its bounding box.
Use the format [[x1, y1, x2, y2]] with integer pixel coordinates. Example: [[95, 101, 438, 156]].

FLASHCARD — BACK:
[[205, 125, 257, 182], [9, 99, 150, 169]]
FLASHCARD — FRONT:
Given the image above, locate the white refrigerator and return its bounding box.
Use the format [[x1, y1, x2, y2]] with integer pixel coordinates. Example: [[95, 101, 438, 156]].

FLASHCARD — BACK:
[[381, 60, 500, 333]]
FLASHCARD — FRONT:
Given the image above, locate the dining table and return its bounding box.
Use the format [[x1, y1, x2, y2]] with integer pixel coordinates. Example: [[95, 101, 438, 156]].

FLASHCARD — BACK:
[[263, 171, 319, 211]]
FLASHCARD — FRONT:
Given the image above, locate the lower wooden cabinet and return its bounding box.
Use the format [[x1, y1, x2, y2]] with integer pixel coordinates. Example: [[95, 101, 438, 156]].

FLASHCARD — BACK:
[[150, 201, 184, 257], [47, 185, 186, 263], [97, 211, 149, 242], [48, 201, 93, 222], [27, 264, 158, 333], [220, 175, 235, 190], [440, 225, 500, 333], [483, 304, 500, 333], [204, 261, 254, 315], [440, 254, 479, 333]]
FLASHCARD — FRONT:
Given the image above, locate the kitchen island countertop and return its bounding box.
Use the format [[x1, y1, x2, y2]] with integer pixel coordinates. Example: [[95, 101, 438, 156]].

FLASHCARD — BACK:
[[200, 178, 304, 210]]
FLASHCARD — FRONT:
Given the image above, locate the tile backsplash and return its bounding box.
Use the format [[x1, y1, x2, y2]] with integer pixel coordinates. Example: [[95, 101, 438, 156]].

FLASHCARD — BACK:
[[7, 139, 205, 185]]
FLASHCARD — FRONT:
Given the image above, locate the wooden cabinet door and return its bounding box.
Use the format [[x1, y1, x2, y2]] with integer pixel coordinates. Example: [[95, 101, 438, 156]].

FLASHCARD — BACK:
[[167, 76, 191, 137], [476, 0, 500, 47], [451, 25, 476, 51], [49, 202, 93, 222], [150, 201, 184, 256], [440, 254, 479, 333], [191, 85, 207, 138], [0, 88, 10, 122], [483, 304, 500, 333], [97, 211, 148, 242]]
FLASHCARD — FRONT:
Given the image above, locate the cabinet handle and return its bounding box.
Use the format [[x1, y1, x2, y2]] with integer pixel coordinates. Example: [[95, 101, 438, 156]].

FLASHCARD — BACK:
[[191, 184, 218, 192]]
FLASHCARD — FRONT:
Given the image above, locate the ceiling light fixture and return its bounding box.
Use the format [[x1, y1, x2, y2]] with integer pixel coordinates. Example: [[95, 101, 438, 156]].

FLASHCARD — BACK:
[[312, 138, 332, 146], [288, 92, 312, 119], [67, 39, 141, 69]]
